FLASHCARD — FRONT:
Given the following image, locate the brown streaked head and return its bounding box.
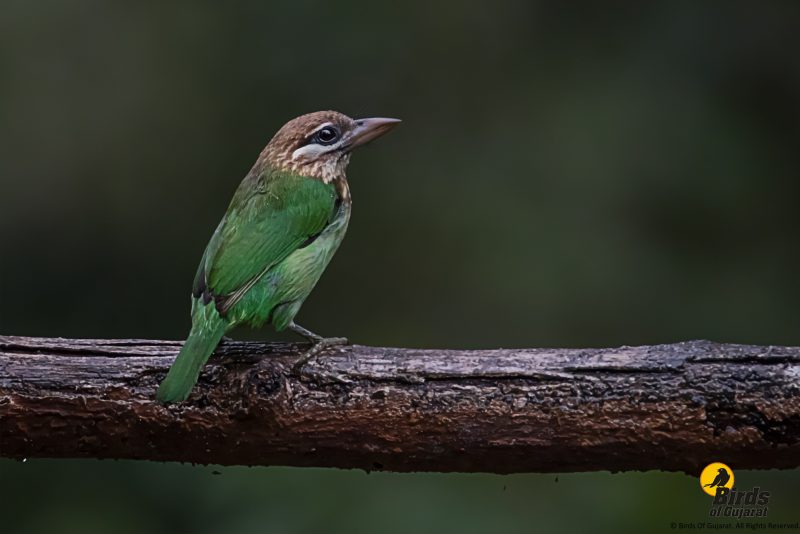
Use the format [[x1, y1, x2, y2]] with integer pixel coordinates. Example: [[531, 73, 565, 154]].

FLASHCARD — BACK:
[[261, 111, 400, 183]]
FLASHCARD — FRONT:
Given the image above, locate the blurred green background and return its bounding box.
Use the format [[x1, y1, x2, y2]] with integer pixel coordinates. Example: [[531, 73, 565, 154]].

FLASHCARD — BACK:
[[1, 1, 798, 532]]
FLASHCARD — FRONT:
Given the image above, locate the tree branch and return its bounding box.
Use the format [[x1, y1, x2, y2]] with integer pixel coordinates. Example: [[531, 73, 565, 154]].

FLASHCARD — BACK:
[[1, 335, 798, 473]]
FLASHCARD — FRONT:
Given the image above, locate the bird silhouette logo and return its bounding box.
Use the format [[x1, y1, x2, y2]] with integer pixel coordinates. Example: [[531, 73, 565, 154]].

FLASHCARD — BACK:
[[704, 468, 730, 488], [700, 462, 735, 496]]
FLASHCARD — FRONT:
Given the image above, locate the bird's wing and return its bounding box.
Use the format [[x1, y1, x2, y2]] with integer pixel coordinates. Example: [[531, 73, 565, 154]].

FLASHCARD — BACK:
[[192, 168, 336, 314]]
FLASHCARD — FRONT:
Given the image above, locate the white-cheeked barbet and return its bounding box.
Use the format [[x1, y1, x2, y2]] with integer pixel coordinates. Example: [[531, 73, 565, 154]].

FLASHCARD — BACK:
[[156, 111, 400, 403]]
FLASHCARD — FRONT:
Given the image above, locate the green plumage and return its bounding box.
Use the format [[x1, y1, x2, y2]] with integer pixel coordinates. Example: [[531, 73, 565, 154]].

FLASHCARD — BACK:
[[154, 299, 227, 403], [156, 166, 350, 403]]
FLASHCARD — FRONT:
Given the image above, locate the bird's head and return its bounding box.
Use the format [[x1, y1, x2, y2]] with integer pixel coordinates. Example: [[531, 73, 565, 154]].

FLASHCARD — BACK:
[[261, 111, 400, 183]]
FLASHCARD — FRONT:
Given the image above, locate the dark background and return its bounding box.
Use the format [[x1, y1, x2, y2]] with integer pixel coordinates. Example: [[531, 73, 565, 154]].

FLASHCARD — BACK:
[[1, 1, 798, 532]]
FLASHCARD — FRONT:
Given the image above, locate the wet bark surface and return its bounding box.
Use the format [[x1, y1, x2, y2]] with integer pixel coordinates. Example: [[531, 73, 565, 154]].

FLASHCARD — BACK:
[[1, 335, 798, 473]]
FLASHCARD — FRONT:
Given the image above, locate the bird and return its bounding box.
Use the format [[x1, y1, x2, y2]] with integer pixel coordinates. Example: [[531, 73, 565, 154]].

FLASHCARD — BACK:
[[156, 111, 400, 403], [704, 467, 731, 488]]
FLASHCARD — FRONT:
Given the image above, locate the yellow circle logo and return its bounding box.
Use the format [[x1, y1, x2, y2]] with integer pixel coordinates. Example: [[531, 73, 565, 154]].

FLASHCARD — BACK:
[[700, 462, 735, 496]]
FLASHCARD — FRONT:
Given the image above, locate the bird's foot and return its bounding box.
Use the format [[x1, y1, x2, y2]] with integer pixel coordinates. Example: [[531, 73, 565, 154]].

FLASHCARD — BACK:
[[287, 322, 349, 374], [291, 336, 348, 374]]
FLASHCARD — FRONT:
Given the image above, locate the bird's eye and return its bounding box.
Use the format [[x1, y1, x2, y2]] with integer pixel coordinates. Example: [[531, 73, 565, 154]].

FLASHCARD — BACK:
[[314, 127, 339, 145]]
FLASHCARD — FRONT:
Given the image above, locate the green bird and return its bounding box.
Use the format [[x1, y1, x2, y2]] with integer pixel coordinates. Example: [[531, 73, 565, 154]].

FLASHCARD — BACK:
[[156, 111, 400, 403]]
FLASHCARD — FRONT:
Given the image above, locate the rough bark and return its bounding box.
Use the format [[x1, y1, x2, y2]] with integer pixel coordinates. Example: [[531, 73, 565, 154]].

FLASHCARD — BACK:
[[0, 335, 798, 474]]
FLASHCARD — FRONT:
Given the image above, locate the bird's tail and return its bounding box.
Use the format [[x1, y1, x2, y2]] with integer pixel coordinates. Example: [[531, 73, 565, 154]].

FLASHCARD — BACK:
[[156, 300, 228, 404]]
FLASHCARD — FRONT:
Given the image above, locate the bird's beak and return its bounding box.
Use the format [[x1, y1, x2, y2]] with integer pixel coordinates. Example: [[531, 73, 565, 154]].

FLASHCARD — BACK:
[[346, 117, 401, 150]]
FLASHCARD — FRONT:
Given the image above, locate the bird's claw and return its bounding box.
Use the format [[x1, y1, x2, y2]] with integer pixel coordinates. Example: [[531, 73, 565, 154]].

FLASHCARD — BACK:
[[291, 337, 348, 374]]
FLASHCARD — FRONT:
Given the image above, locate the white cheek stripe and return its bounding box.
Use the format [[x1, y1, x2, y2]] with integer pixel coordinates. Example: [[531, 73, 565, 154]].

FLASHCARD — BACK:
[[292, 143, 327, 161], [291, 140, 345, 161]]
